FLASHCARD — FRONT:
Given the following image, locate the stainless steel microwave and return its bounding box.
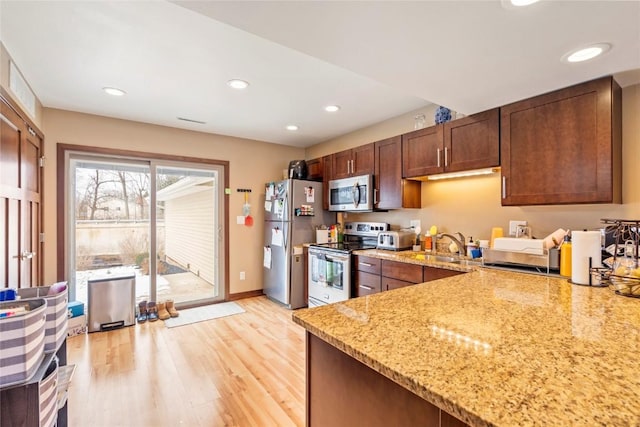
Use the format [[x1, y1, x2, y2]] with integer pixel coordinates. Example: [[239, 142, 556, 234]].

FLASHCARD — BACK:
[[328, 174, 374, 212]]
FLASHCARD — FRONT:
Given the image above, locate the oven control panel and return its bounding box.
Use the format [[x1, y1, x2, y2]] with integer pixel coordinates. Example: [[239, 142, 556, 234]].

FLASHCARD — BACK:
[[343, 222, 389, 237]]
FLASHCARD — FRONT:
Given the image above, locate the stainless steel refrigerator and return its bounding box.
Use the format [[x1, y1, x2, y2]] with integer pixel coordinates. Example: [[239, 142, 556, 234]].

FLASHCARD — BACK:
[[263, 179, 334, 309]]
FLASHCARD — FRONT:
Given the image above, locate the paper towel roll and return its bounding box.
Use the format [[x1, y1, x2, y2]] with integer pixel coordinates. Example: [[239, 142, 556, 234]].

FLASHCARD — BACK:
[[571, 231, 602, 285], [543, 228, 567, 249]]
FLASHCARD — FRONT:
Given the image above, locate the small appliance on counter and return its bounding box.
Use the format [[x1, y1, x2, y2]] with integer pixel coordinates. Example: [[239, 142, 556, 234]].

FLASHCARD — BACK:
[[377, 230, 416, 251], [288, 160, 308, 179]]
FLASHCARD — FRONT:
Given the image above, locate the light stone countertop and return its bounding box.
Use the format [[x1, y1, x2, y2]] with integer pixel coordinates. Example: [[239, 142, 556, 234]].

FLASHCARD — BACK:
[[353, 248, 480, 272], [292, 268, 640, 426]]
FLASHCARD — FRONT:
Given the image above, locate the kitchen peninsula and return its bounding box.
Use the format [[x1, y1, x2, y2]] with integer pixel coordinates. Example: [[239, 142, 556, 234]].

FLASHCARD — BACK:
[[292, 268, 640, 426]]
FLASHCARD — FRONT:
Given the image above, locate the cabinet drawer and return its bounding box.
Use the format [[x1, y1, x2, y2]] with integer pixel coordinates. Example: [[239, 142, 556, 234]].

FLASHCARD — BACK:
[[355, 256, 381, 274], [383, 277, 414, 291], [382, 260, 423, 283], [356, 271, 381, 297], [423, 267, 464, 282]]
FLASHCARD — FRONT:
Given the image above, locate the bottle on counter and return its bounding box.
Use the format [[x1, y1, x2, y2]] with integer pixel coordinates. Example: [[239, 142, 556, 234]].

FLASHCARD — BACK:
[[560, 232, 572, 277], [424, 232, 433, 252], [466, 237, 478, 258]]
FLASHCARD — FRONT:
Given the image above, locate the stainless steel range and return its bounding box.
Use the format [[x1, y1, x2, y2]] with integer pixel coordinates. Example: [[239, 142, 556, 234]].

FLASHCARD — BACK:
[[308, 222, 388, 307]]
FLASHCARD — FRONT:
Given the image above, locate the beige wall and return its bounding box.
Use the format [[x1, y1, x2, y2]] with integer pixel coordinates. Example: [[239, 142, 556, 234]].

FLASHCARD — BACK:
[[41, 108, 304, 294], [0, 43, 43, 128], [307, 84, 640, 242]]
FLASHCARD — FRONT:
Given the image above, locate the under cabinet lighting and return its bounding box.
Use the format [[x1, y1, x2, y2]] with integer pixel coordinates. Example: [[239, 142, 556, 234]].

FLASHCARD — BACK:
[[427, 168, 499, 181], [286, 125, 299, 131], [325, 105, 340, 112]]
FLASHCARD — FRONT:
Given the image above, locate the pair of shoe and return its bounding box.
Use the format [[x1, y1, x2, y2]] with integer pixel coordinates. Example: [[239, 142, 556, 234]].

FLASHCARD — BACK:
[[137, 301, 158, 323], [137, 300, 179, 323], [158, 300, 179, 320]]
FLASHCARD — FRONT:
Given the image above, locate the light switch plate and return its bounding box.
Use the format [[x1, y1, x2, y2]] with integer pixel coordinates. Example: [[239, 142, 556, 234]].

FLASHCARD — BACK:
[[410, 220, 421, 230], [509, 220, 527, 236]]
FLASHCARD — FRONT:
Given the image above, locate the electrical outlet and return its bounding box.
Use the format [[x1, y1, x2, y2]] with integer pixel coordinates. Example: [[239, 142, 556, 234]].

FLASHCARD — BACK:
[[237, 215, 245, 225], [240, 271, 246, 280], [509, 220, 528, 236], [410, 220, 421, 230]]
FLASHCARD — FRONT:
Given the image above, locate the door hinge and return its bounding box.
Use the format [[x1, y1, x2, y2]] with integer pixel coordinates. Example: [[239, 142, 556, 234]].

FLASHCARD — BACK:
[[39, 233, 45, 243], [39, 156, 45, 167], [28, 127, 36, 137]]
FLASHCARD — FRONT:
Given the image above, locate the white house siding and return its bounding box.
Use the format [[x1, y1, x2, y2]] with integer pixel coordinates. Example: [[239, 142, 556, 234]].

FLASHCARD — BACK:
[[164, 189, 215, 285]]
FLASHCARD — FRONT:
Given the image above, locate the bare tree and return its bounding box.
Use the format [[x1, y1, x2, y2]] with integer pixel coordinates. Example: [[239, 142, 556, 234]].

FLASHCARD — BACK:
[[128, 173, 150, 219], [116, 171, 131, 219], [84, 170, 118, 220]]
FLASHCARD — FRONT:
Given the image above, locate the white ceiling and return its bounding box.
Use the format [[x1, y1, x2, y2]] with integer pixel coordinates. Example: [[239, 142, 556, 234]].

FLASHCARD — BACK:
[[2, 1, 639, 148]]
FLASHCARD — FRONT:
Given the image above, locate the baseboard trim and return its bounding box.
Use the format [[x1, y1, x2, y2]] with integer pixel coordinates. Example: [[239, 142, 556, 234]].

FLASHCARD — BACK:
[[228, 289, 264, 301]]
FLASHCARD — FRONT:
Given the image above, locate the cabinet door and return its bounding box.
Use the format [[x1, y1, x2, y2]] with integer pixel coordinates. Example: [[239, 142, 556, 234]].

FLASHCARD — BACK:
[[382, 260, 423, 283], [444, 108, 499, 173], [423, 267, 463, 282], [332, 149, 353, 179], [352, 143, 375, 176], [383, 277, 414, 291], [306, 157, 323, 181], [1, 97, 43, 289], [322, 154, 332, 210], [500, 76, 621, 206], [356, 271, 381, 296], [375, 136, 420, 210], [402, 125, 444, 177]]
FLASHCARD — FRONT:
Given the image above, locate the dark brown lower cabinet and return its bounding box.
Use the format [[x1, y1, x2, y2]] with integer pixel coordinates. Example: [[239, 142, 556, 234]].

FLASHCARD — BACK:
[[306, 333, 468, 427]]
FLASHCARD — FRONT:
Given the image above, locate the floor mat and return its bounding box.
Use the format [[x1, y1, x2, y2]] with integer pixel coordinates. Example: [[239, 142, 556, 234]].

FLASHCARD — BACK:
[[164, 301, 245, 328]]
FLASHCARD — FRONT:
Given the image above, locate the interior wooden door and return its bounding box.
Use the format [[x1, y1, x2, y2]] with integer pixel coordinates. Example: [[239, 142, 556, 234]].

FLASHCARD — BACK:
[[1, 95, 43, 288]]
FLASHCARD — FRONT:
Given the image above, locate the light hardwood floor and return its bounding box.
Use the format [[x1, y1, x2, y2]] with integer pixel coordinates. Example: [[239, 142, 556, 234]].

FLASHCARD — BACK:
[[67, 296, 305, 426]]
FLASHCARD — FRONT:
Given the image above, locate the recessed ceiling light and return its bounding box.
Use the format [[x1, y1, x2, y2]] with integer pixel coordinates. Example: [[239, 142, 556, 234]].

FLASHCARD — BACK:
[[563, 43, 611, 63], [510, 0, 539, 6], [286, 125, 299, 131], [501, 0, 539, 9], [103, 87, 126, 96], [325, 105, 340, 112], [227, 79, 249, 89]]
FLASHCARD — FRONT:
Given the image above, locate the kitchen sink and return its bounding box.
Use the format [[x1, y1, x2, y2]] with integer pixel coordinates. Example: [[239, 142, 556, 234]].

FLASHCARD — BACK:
[[397, 252, 482, 267]]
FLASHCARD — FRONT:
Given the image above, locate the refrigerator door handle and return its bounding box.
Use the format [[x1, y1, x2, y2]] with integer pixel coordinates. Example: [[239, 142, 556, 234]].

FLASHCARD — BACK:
[[282, 196, 288, 253]]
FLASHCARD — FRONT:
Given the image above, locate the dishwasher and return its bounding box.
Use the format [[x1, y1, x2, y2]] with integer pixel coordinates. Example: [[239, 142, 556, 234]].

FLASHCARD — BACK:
[[87, 272, 136, 332]]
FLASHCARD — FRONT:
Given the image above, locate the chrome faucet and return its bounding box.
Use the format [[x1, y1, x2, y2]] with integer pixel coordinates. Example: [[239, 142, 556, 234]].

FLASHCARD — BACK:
[[437, 232, 466, 256]]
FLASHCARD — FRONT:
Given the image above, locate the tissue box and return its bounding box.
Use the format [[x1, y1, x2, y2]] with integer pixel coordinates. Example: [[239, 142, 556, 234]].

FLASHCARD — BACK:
[[67, 301, 84, 318], [67, 315, 87, 337]]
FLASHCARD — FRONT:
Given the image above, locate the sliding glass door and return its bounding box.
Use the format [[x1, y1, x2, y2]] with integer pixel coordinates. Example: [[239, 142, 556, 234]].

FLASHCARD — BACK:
[[67, 154, 225, 308]]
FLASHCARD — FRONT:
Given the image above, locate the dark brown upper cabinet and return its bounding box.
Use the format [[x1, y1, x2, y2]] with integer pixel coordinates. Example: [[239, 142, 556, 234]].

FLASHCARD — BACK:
[[306, 157, 323, 181], [402, 108, 499, 178], [500, 76, 622, 206], [331, 143, 375, 179], [374, 136, 420, 210]]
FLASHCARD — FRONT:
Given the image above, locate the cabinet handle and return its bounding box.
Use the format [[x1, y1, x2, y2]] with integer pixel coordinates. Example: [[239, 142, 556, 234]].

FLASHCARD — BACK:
[[374, 188, 378, 204], [444, 147, 449, 167], [359, 285, 374, 290], [437, 148, 441, 167], [346, 160, 350, 174], [350, 159, 354, 174], [359, 262, 373, 267], [502, 176, 506, 199]]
